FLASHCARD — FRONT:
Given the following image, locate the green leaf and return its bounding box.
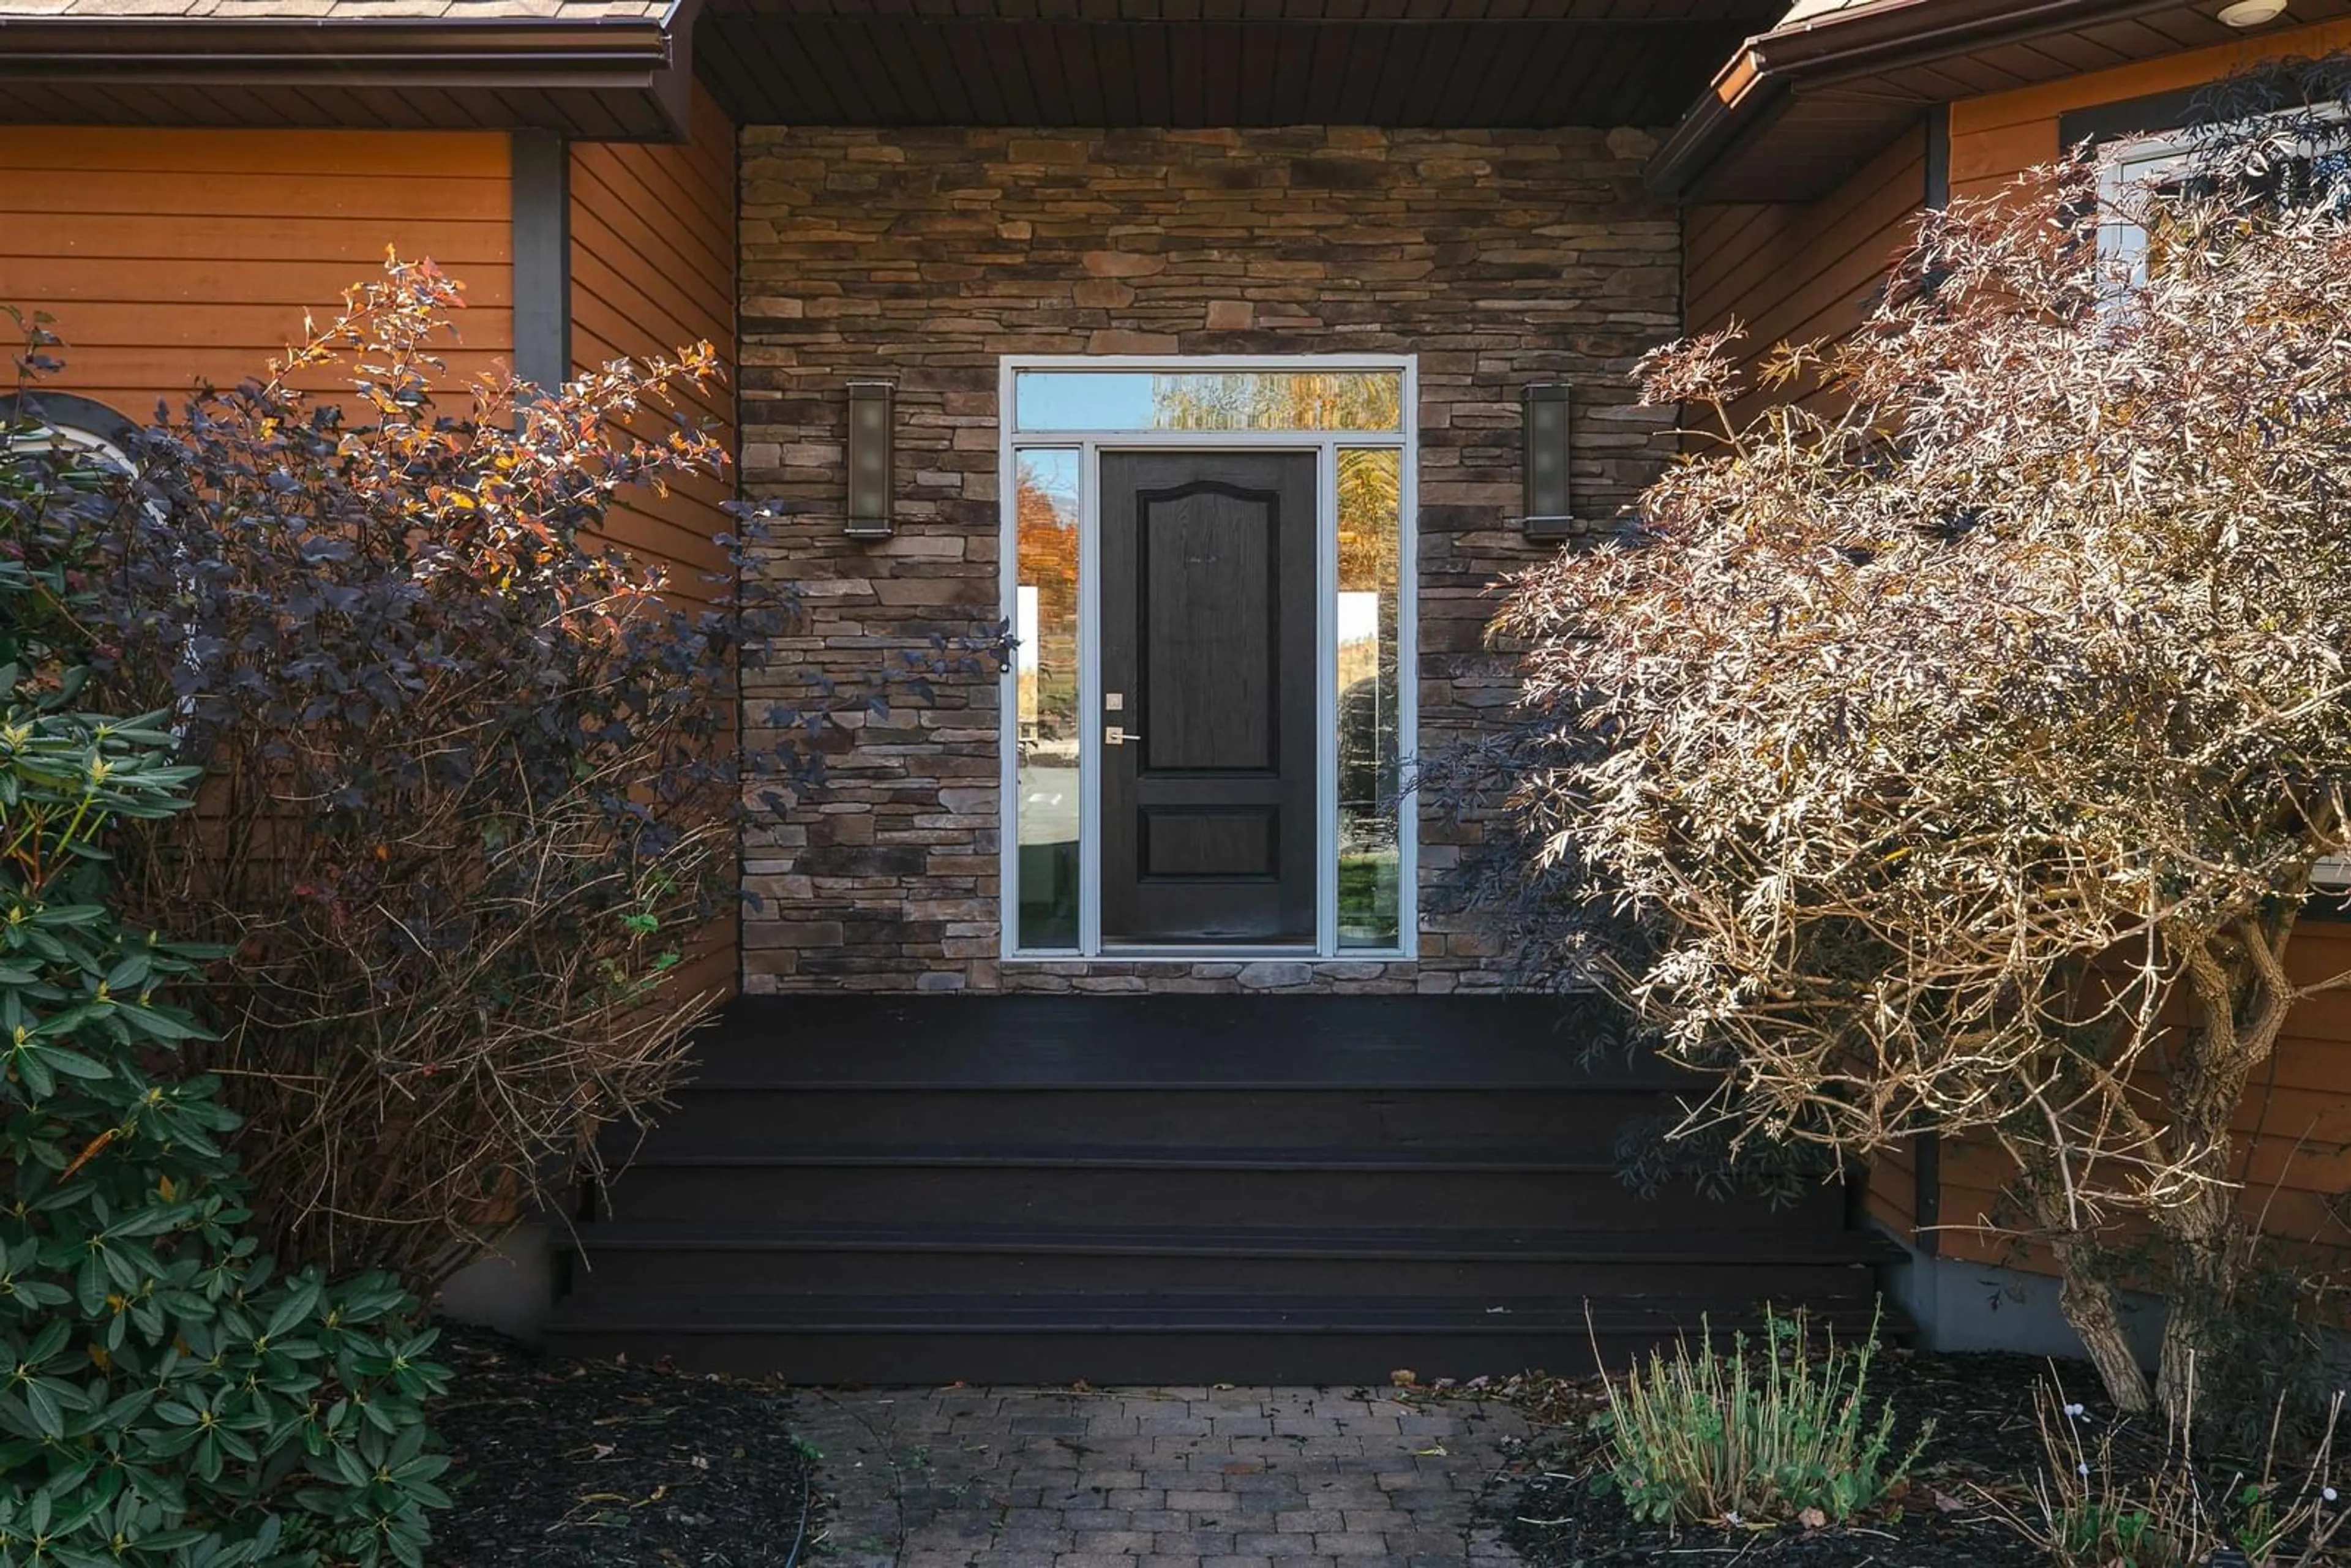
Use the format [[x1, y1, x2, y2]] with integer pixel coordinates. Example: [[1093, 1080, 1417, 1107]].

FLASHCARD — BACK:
[[33, 1045, 112, 1082]]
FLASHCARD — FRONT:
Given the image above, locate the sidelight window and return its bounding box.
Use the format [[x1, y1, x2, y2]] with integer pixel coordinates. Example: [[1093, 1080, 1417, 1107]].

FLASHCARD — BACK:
[[1335, 447, 1401, 950], [999, 357, 1417, 961], [1013, 449, 1082, 951]]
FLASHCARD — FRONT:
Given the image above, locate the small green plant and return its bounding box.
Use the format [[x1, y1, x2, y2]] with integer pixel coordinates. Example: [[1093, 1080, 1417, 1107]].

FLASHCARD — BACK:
[[1591, 1304, 1925, 1528], [2018, 1367, 2347, 1568]]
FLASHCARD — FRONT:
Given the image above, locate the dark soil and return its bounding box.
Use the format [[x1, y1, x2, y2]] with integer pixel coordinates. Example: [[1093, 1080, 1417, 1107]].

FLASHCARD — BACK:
[[1487, 1351, 2114, 1568], [430, 1328, 816, 1568]]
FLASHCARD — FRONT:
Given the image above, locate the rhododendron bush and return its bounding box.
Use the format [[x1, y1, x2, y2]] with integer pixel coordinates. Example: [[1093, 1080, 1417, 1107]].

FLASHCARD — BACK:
[[1477, 124, 2351, 1419]]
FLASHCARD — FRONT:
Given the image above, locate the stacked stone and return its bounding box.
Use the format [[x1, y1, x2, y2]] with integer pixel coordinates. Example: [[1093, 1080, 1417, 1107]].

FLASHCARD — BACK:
[[736, 124, 1681, 994]]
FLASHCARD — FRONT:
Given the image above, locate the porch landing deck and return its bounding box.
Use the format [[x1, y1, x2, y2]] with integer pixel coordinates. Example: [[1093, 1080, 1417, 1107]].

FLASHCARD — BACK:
[[547, 995, 1898, 1384]]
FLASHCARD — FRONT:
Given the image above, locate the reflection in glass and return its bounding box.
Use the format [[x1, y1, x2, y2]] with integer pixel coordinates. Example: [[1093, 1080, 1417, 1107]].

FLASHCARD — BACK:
[[1337, 448, 1401, 949], [1015, 371, 1403, 433], [1015, 449, 1081, 950]]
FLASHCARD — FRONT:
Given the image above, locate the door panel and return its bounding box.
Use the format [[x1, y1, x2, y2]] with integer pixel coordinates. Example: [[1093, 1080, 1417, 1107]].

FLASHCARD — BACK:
[[1142, 808, 1277, 879], [1142, 501, 1273, 771], [1101, 452, 1317, 946]]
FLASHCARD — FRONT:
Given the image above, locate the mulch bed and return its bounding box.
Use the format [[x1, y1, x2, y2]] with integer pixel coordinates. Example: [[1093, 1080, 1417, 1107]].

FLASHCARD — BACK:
[[430, 1327, 817, 1568], [1464, 1351, 2123, 1568]]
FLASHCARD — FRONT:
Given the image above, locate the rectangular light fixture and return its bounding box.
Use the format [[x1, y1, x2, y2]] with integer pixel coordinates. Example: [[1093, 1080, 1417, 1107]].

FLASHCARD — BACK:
[[1521, 382, 1573, 541], [846, 380, 894, 539]]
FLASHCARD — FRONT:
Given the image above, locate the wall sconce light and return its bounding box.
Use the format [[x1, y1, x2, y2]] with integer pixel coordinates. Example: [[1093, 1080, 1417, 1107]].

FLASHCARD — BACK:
[[846, 380, 895, 539], [1520, 382, 1575, 541]]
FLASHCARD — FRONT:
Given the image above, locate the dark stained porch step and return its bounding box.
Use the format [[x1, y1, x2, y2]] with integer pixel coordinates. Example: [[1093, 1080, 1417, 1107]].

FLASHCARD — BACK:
[[553, 994, 1892, 1384], [542, 1291, 1905, 1384], [559, 1221, 1899, 1298], [594, 1144, 1848, 1231], [628, 1084, 1679, 1158], [688, 994, 1677, 1090]]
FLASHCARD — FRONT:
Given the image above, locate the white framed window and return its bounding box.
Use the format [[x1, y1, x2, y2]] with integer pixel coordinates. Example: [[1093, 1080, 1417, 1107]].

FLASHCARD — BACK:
[[2096, 102, 2351, 282], [997, 354, 1419, 961]]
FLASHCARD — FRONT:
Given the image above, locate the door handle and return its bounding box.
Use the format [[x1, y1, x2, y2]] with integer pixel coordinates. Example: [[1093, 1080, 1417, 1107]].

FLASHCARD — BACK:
[[1106, 726, 1143, 746]]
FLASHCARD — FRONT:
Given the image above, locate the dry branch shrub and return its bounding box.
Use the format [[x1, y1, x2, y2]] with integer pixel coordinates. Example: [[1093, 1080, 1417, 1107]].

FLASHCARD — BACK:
[[1474, 141, 2351, 1419], [45, 256, 1000, 1296]]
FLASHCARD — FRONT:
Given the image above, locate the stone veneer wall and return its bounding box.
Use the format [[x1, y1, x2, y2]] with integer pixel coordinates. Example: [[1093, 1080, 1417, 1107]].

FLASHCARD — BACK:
[[737, 124, 1681, 994]]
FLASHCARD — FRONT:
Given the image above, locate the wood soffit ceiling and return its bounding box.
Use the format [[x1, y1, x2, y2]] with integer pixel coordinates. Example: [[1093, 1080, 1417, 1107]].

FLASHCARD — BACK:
[[690, 1, 1790, 129], [0, 0, 1794, 132]]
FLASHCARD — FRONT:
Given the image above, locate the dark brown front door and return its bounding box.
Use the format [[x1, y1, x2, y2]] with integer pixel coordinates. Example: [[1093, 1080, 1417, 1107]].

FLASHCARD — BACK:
[[1100, 451, 1318, 947]]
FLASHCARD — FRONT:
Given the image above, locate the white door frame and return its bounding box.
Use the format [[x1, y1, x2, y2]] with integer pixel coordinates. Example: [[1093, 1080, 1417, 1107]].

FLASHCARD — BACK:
[[996, 354, 1419, 962]]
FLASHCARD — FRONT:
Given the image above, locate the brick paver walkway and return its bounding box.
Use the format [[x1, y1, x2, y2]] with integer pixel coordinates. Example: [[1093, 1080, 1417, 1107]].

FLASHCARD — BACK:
[[789, 1385, 1529, 1568]]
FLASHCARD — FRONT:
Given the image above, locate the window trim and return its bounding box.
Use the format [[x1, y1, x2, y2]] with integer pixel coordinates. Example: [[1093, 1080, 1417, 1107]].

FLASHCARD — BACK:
[[2095, 100, 2351, 278], [995, 353, 1420, 964]]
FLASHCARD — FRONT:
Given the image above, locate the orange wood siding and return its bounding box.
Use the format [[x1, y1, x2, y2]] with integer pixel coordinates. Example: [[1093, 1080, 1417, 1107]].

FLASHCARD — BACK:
[[0, 127, 512, 419], [569, 82, 737, 613], [1930, 923, 2351, 1272], [1867, 1139, 1918, 1242], [568, 83, 740, 999], [1948, 17, 2351, 202], [1684, 122, 1927, 430]]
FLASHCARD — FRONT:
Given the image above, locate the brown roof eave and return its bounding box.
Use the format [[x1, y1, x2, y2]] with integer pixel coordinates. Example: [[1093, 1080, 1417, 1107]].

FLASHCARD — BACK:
[[0, 7, 696, 136], [1644, 0, 2224, 199]]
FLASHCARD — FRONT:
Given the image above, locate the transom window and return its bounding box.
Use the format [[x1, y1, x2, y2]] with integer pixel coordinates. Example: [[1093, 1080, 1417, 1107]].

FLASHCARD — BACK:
[[999, 357, 1417, 961]]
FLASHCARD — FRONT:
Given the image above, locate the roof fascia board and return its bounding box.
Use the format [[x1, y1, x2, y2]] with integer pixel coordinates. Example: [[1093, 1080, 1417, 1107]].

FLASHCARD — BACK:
[[0, 14, 684, 121], [1750, 0, 2189, 74], [1647, 0, 2207, 198]]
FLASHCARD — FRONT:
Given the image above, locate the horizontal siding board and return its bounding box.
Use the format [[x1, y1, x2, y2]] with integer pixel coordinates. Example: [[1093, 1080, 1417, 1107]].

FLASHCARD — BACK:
[[0, 214, 509, 266], [42, 356, 512, 410], [0, 126, 509, 178], [0, 258, 513, 309], [0, 169, 509, 222], [1693, 185, 1916, 366], [18, 301, 515, 350]]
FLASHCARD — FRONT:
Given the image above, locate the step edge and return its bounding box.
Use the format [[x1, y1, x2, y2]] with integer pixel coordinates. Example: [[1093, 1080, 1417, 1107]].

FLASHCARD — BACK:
[[541, 1310, 1894, 1338], [607, 1149, 1657, 1173], [667, 1079, 1693, 1093], [554, 1229, 1902, 1265]]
